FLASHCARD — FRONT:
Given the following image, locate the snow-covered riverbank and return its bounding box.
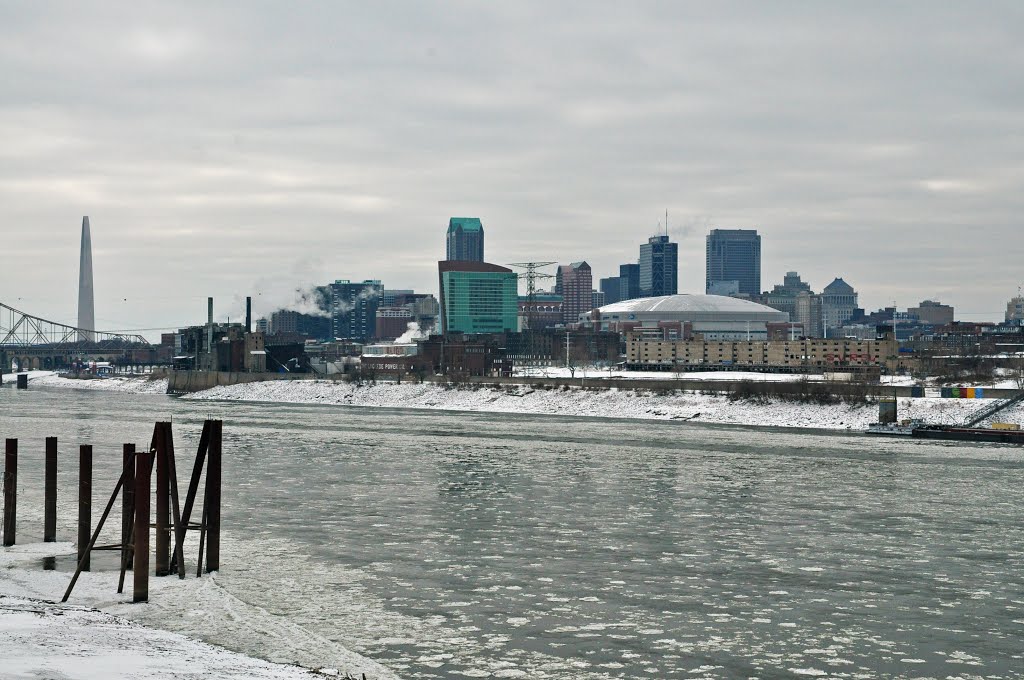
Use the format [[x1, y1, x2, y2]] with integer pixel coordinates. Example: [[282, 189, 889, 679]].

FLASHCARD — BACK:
[[183, 379, 1021, 430], [0, 542, 397, 680], [17, 371, 1022, 430], [8, 371, 169, 394]]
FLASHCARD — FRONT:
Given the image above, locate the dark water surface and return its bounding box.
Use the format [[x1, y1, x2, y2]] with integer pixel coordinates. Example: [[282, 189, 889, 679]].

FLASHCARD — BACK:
[[2, 386, 1023, 679]]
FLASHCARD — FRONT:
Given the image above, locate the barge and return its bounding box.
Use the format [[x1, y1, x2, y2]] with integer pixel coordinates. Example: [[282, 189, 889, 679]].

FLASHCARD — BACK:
[[911, 426, 1024, 444]]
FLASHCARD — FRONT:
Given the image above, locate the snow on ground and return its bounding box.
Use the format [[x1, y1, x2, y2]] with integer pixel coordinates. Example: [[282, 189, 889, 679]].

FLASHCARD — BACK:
[[0, 542, 398, 680], [183, 379, 1023, 430], [28, 373, 169, 394], [1, 370, 56, 383], [0, 595, 336, 680], [514, 366, 816, 381]]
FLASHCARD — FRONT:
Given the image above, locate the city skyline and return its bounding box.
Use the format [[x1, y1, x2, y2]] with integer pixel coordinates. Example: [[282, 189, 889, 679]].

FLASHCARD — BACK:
[[2, 4, 1021, 330]]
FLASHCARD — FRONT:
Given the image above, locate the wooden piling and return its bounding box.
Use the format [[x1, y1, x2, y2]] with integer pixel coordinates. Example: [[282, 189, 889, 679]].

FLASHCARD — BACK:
[[205, 420, 222, 572], [62, 470, 126, 603], [154, 423, 170, 576], [78, 445, 92, 571], [3, 439, 16, 547], [171, 420, 210, 574], [44, 437, 57, 543], [164, 425, 187, 580], [133, 450, 154, 603], [121, 444, 135, 570]]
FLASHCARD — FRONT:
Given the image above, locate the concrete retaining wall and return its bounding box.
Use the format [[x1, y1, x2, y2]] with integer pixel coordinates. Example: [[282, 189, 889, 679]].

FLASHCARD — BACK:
[[428, 375, 1023, 399], [167, 370, 313, 394]]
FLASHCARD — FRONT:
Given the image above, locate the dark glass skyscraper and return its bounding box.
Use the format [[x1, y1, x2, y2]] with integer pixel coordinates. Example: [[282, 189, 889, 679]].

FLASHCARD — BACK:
[[639, 235, 678, 298], [446, 217, 485, 261], [705, 229, 761, 296], [330, 279, 383, 341]]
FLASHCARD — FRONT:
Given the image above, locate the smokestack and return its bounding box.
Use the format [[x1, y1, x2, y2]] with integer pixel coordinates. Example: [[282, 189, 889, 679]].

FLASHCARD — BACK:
[[207, 297, 214, 370], [245, 296, 252, 333]]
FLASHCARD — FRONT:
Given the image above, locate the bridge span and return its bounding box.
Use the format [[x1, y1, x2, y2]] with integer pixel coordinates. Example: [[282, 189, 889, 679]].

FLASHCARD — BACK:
[[1, 300, 152, 371]]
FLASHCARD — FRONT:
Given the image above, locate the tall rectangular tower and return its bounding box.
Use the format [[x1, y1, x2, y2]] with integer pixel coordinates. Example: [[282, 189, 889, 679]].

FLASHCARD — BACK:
[[446, 217, 485, 262], [705, 229, 761, 296], [556, 261, 593, 324], [77, 216, 95, 341], [639, 235, 678, 298], [329, 279, 383, 341]]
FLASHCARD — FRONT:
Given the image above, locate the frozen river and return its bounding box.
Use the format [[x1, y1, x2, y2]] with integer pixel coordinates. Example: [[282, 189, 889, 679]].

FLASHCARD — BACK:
[[2, 386, 1023, 678]]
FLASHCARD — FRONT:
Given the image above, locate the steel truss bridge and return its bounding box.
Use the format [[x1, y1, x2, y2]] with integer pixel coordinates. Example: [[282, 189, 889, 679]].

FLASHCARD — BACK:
[[1, 300, 152, 371]]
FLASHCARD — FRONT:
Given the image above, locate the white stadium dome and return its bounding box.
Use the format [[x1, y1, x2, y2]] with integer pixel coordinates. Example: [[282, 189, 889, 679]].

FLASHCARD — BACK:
[[583, 294, 790, 340]]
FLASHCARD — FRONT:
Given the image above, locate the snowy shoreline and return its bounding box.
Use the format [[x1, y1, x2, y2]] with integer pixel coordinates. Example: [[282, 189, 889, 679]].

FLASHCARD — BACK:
[[181, 378, 1021, 431], [0, 542, 398, 680], [12, 371, 1023, 430]]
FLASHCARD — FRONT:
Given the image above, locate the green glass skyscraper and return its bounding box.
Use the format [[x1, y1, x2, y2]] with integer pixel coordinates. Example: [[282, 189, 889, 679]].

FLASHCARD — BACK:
[[438, 261, 518, 333], [446, 217, 485, 262]]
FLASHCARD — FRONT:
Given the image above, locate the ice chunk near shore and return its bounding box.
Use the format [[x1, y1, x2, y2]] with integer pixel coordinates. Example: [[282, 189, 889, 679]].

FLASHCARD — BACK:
[[1, 542, 400, 680]]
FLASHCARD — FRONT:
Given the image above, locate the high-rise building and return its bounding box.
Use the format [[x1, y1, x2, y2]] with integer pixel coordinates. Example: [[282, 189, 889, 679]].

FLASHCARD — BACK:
[[619, 263, 640, 301], [446, 217, 485, 262], [601, 263, 642, 306], [639, 235, 677, 298], [1006, 295, 1024, 323], [382, 289, 414, 307], [705, 229, 761, 296], [909, 300, 954, 326], [78, 216, 95, 341], [438, 261, 518, 333], [820, 278, 859, 331], [556, 261, 594, 324], [599, 277, 621, 305], [329, 279, 383, 341], [270, 310, 332, 340]]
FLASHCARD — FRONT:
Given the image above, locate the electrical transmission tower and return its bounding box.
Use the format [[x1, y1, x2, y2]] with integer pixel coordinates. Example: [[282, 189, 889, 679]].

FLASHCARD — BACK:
[[509, 262, 556, 368], [510, 262, 556, 330]]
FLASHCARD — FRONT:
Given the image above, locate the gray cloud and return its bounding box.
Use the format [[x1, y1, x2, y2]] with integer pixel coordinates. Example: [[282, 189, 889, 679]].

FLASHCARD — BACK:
[[1, 2, 1022, 332]]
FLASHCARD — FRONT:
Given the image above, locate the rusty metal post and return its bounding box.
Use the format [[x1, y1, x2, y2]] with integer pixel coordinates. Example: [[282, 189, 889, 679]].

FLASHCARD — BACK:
[[154, 423, 171, 576], [77, 445, 92, 571], [44, 437, 57, 543], [121, 444, 135, 570], [133, 449, 154, 603], [3, 439, 16, 546], [205, 420, 222, 572]]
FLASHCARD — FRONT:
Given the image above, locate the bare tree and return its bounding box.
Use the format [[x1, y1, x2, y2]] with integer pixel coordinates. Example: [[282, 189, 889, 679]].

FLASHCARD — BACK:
[[1013, 352, 1024, 390]]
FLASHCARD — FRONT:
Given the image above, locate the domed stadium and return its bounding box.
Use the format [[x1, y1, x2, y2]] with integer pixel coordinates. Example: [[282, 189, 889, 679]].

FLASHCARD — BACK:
[[583, 294, 790, 340]]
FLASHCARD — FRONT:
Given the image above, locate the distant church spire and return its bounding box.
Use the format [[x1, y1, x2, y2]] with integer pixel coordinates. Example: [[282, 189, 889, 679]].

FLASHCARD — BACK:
[[78, 216, 95, 341]]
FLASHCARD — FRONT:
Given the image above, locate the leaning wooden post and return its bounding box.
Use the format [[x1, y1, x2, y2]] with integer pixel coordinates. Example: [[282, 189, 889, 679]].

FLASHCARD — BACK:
[[121, 444, 136, 571], [44, 437, 57, 542], [205, 420, 222, 572], [62, 470, 126, 603], [77, 445, 92, 571], [133, 449, 154, 603], [3, 439, 16, 547], [170, 420, 211, 575], [154, 423, 171, 576]]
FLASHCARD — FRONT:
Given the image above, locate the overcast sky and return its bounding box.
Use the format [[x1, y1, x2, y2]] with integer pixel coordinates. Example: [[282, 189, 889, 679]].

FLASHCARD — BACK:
[[2, 2, 1022, 334]]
